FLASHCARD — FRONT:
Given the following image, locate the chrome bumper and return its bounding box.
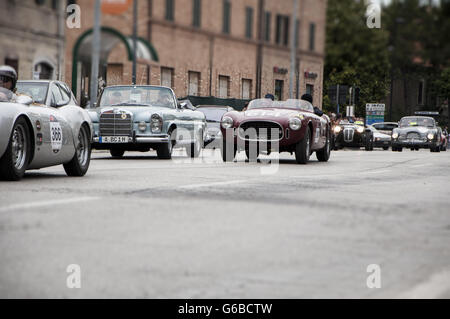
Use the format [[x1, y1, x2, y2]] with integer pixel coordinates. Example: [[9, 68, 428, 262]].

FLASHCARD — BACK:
[[93, 135, 170, 144]]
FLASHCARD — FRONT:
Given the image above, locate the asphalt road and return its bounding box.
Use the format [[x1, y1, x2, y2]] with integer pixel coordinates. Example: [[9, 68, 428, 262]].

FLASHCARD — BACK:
[[1, 147, 449, 298]]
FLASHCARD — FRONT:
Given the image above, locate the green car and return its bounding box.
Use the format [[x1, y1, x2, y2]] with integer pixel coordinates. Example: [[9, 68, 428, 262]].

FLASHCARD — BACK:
[[89, 85, 206, 159]]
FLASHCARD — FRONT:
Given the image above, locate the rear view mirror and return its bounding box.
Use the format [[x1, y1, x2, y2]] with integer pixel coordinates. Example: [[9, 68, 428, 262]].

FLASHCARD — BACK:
[[314, 107, 324, 117]]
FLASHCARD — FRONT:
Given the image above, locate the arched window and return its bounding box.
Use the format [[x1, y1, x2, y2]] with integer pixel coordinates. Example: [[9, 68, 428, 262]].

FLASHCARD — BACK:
[[34, 62, 54, 80]]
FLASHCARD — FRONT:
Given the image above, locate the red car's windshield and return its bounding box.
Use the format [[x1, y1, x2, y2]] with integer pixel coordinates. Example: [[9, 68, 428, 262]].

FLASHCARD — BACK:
[[248, 99, 314, 112]]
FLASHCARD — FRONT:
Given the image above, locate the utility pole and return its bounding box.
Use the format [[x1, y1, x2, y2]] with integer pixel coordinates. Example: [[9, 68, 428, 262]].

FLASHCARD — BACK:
[[90, 0, 101, 108], [132, 0, 138, 85], [289, 0, 299, 99]]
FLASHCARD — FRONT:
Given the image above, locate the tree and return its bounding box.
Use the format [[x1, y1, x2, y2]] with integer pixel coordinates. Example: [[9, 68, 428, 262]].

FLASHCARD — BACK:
[[323, 0, 391, 116]]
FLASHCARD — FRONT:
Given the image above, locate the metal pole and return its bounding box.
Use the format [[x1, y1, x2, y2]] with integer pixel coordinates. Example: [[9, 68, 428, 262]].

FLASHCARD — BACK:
[[132, 0, 138, 85], [289, 0, 299, 99], [90, 0, 101, 108], [336, 84, 340, 115]]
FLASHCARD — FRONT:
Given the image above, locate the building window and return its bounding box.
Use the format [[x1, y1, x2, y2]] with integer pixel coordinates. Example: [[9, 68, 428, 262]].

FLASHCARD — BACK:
[[219, 75, 230, 98], [223, 0, 231, 34], [193, 0, 201, 28], [245, 7, 253, 39], [275, 80, 284, 101], [276, 15, 290, 46], [161, 67, 174, 88], [166, 0, 175, 21], [242, 79, 252, 99], [264, 12, 271, 42], [34, 62, 54, 80], [188, 71, 200, 96], [306, 84, 314, 98], [5, 58, 19, 77], [418, 80, 425, 105], [309, 23, 316, 51]]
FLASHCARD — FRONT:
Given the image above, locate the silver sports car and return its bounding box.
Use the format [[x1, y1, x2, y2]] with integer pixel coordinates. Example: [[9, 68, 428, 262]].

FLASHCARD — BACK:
[[0, 81, 93, 181], [89, 85, 206, 159]]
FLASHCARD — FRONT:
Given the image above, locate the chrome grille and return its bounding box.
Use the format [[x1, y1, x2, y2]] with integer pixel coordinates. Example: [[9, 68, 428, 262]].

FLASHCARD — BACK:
[[100, 112, 133, 137], [407, 132, 420, 140], [239, 121, 283, 141], [343, 128, 355, 142]]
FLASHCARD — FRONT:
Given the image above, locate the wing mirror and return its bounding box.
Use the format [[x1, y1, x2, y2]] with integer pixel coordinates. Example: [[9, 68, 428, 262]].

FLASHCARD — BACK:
[[314, 107, 324, 117], [17, 95, 33, 106]]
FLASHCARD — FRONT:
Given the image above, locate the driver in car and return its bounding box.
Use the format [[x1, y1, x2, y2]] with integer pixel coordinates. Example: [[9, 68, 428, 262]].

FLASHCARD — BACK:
[[156, 91, 173, 106], [0, 65, 18, 102], [110, 91, 123, 105]]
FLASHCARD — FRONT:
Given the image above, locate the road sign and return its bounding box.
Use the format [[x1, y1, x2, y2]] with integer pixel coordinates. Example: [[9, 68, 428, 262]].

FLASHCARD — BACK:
[[366, 103, 385, 125]]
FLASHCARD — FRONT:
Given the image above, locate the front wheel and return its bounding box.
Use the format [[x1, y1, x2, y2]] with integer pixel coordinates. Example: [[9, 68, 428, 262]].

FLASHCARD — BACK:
[[221, 140, 237, 162], [383, 146, 389, 151], [316, 130, 331, 162], [186, 131, 203, 158], [295, 127, 311, 164], [0, 117, 31, 181], [157, 129, 174, 159], [110, 149, 125, 158], [64, 124, 91, 177]]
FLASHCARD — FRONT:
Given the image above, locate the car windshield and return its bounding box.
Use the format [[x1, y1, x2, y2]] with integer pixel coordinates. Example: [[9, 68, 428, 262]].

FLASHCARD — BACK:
[[399, 117, 435, 128], [248, 98, 314, 112], [197, 108, 229, 122], [99, 86, 176, 108], [16, 82, 49, 104]]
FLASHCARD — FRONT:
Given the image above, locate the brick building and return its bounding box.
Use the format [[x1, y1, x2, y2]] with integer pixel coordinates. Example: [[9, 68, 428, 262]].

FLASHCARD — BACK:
[[0, 0, 66, 81], [65, 0, 327, 107]]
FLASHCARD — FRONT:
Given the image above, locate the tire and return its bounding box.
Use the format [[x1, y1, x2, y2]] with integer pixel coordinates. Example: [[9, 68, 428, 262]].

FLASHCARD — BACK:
[[110, 149, 125, 158], [186, 130, 203, 158], [316, 129, 331, 162], [245, 143, 259, 161], [398, 147, 403, 152], [295, 127, 311, 164], [365, 135, 373, 151], [383, 146, 389, 151], [0, 117, 31, 181], [64, 124, 91, 177], [157, 129, 174, 159], [221, 140, 236, 162]]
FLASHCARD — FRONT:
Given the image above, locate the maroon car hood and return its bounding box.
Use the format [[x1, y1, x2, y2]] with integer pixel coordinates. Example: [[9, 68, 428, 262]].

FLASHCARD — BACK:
[[241, 108, 306, 120]]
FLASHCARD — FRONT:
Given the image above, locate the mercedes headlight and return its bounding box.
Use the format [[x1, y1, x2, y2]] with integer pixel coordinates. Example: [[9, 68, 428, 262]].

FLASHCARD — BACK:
[[427, 133, 434, 140], [334, 126, 342, 134], [151, 114, 163, 133], [356, 126, 364, 134], [392, 132, 399, 139], [289, 117, 302, 131], [221, 116, 234, 129]]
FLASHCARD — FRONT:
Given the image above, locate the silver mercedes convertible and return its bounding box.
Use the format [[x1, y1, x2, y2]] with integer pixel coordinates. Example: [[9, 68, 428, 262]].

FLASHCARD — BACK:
[[89, 85, 206, 159], [0, 81, 93, 181]]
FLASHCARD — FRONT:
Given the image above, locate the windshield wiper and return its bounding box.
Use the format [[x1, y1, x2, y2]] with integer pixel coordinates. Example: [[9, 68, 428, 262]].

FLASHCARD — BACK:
[[111, 103, 152, 107], [207, 120, 221, 123]]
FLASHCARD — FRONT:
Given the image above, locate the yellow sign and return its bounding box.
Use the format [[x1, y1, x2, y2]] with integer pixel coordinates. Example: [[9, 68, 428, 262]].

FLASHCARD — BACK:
[[101, 0, 132, 15]]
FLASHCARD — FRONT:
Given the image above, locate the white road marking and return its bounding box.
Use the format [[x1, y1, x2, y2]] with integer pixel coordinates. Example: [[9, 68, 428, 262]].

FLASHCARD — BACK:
[[398, 270, 450, 299], [0, 197, 100, 213], [178, 180, 248, 190]]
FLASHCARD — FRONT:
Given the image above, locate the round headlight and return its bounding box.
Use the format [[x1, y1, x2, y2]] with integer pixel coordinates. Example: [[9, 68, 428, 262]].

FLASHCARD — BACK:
[[221, 116, 234, 129], [138, 121, 147, 132], [427, 133, 434, 140], [356, 126, 364, 134], [334, 126, 342, 134], [392, 132, 399, 139], [151, 114, 163, 133], [289, 117, 302, 131]]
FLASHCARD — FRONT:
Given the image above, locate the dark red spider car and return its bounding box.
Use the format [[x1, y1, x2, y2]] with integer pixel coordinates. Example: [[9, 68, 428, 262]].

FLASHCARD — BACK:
[[220, 99, 332, 164]]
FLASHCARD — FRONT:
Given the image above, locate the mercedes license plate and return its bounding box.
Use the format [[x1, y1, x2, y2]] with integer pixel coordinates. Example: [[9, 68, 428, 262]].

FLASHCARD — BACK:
[[100, 136, 130, 143]]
